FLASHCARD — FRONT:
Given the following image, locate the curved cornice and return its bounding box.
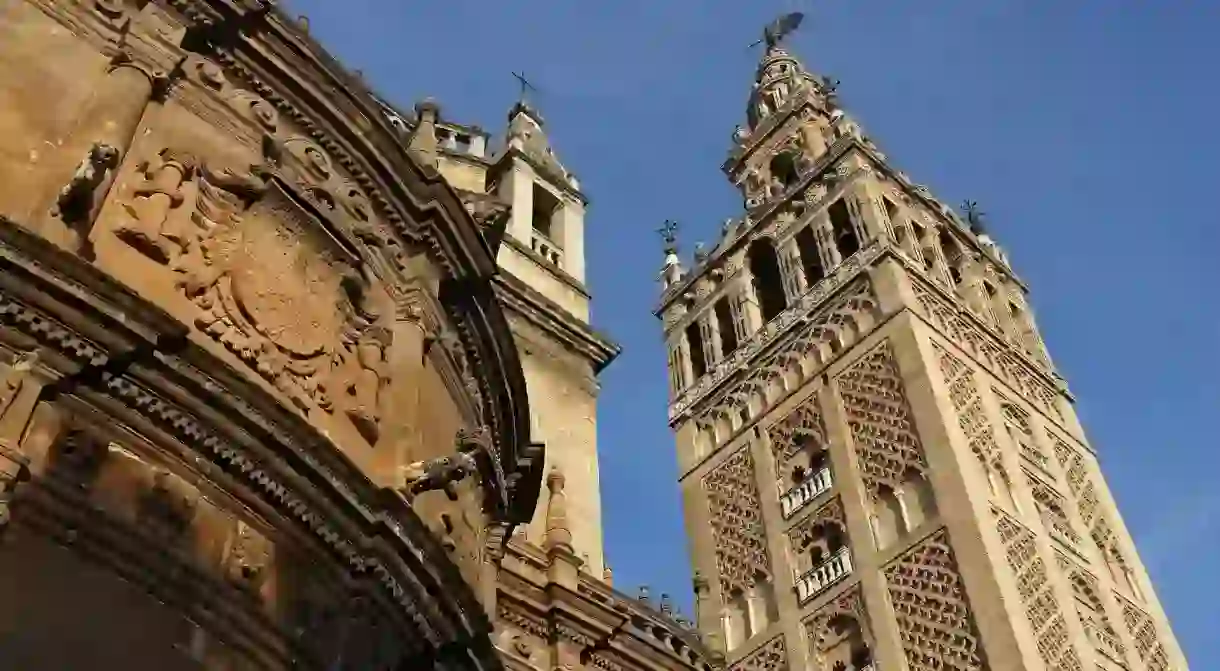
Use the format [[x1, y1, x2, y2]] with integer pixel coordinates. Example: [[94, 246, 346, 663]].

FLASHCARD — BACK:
[[163, 0, 539, 523], [0, 217, 500, 669]]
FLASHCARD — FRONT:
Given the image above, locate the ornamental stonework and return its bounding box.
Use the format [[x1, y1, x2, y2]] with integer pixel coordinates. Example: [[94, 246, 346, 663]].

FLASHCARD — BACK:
[[835, 341, 929, 499], [883, 529, 989, 671], [703, 447, 771, 595]]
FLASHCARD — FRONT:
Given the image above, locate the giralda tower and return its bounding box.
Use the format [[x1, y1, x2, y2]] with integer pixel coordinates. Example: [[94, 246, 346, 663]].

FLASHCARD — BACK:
[[656, 16, 1189, 671]]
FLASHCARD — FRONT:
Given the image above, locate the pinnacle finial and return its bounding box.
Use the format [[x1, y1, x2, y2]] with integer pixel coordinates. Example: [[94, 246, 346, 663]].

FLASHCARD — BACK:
[[544, 467, 573, 553]]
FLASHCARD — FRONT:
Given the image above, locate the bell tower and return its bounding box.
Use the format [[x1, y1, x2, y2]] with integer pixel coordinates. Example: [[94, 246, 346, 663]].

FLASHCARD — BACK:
[[659, 15, 1189, 671], [484, 97, 617, 577]]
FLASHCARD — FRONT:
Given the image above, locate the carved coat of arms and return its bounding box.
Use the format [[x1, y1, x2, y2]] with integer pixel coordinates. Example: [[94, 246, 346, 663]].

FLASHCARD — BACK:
[[174, 168, 377, 414]]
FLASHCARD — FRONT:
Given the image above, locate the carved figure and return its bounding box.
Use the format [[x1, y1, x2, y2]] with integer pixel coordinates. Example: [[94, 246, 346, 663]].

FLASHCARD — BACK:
[[400, 451, 478, 501], [139, 468, 199, 542], [224, 520, 272, 591], [116, 149, 198, 263], [54, 143, 120, 226], [0, 351, 38, 424], [343, 325, 391, 443]]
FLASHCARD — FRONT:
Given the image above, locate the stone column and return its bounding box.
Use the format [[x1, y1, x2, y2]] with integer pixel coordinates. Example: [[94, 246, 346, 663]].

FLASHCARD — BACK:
[[779, 236, 806, 297], [845, 189, 876, 245], [47, 54, 158, 253], [0, 352, 48, 536], [815, 216, 842, 271], [736, 270, 764, 336], [705, 314, 724, 365]]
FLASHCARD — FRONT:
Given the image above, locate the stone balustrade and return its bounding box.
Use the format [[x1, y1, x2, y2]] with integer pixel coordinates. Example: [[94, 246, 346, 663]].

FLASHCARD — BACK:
[[780, 467, 832, 519], [795, 548, 853, 604]]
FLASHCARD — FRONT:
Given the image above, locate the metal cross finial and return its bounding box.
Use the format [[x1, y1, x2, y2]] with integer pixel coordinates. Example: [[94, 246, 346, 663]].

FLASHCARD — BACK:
[[657, 219, 679, 248], [511, 71, 539, 102]]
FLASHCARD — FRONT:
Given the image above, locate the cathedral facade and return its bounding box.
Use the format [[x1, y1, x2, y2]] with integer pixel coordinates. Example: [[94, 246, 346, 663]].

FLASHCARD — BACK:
[[0, 0, 543, 668], [658, 33, 1189, 671]]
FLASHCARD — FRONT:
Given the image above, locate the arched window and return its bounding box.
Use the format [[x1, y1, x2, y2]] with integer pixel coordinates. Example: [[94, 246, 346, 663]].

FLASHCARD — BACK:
[[685, 321, 707, 378], [938, 229, 964, 286], [748, 239, 788, 323], [828, 199, 860, 258], [714, 298, 739, 357], [769, 152, 800, 191], [794, 224, 825, 285]]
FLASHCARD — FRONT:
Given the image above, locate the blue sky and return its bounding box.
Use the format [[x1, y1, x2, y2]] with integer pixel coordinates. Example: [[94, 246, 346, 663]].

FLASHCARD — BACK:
[[289, 1, 1217, 664]]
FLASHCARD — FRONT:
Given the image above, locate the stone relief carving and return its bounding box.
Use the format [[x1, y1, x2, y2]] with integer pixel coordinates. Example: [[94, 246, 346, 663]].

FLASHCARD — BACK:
[[703, 447, 770, 596], [934, 343, 1000, 470], [0, 350, 38, 422], [0, 350, 39, 532], [883, 529, 988, 671], [115, 148, 199, 263], [729, 634, 786, 671], [138, 467, 201, 543], [54, 143, 120, 227], [835, 342, 929, 499], [1118, 597, 1170, 671], [994, 509, 1084, 671], [223, 520, 273, 593], [329, 318, 392, 444], [910, 277, 1061, 423], [160, 163, 389, 422]]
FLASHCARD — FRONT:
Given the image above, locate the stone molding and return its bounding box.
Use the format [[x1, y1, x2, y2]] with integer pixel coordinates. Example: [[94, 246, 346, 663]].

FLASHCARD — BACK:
[[0, 216, 500, 669]]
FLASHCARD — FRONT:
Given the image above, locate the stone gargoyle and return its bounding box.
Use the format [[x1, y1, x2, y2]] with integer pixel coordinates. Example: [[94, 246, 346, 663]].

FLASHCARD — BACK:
[[399, 449, 479, 502]]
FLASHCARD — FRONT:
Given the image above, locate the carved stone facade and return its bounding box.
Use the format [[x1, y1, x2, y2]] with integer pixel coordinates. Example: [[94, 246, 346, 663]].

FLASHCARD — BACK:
[[0, 1, 545, 668], [662, 22, 1190, 671]]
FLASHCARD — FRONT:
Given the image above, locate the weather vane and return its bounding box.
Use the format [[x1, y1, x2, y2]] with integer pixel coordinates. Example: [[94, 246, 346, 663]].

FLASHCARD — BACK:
[[657, 219, 680, 251], [747, 11, 806, 50], [961, 200, 988, 234], [511, 71, 539, 103]]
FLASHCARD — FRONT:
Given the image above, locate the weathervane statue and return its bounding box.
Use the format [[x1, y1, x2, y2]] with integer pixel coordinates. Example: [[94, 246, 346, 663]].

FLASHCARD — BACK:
[[748, 11, 806, 50]]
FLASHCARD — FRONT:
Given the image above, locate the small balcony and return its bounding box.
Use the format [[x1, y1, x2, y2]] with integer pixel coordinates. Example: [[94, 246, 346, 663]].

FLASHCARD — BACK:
[[780, 467, 832, 519], [795, 548, 853, 604]]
